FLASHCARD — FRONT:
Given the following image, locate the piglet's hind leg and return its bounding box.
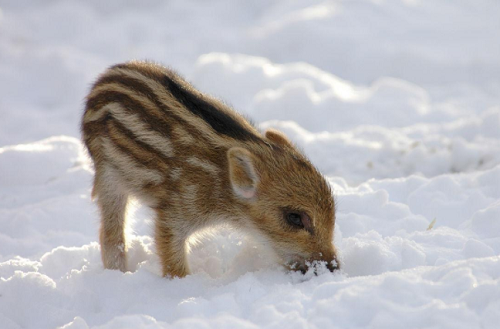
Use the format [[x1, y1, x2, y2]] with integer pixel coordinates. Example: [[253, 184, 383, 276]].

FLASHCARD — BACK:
[[94, 166, 129, 272]]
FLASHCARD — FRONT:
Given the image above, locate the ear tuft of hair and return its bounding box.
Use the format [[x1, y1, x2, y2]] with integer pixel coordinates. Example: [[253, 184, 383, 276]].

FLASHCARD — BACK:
[[227, 147, 259, 199], [265, 129, 294, 148]]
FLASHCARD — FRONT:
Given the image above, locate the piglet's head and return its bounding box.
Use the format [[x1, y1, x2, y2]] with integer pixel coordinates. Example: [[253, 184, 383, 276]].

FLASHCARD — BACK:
[[227, 129, 339, 274]]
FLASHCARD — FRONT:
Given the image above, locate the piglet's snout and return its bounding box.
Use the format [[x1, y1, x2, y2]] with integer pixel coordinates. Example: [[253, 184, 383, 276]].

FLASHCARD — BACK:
[[291, 252, 340, 275]]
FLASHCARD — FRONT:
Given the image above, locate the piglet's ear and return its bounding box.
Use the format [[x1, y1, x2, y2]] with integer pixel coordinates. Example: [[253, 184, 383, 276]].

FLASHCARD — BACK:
[[227, 147, 259, 199], [265, 129, 294, 148]]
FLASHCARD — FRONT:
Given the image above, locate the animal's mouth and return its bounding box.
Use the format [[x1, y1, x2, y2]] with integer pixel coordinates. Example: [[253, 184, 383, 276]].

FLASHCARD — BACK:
[[285, 255, 339, 275]]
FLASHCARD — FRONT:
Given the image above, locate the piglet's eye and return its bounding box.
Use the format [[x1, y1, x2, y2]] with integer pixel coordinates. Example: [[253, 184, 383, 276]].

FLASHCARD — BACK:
[[284, 210, 313, 233], [286, 212, 303, 228]]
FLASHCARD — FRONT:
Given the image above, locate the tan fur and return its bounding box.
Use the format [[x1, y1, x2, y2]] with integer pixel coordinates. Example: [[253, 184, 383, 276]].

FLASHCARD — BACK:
[[82, 61, 338, 277], [265, 129, 294, 148]]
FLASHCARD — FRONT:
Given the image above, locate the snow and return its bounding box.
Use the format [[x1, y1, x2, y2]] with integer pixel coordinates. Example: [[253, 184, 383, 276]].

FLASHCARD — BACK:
[[1, 0, 499, 328]]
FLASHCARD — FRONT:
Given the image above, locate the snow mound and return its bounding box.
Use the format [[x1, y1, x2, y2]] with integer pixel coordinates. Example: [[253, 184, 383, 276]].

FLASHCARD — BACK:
[[1, 137, 499, 328]]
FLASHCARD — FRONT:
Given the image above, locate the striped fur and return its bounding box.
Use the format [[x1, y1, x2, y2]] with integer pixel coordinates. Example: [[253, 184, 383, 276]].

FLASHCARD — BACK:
[[82, 61, 338, 277]]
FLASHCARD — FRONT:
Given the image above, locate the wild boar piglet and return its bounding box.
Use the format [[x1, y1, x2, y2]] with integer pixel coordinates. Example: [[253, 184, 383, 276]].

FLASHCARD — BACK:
[[81, 61, 339, 277]]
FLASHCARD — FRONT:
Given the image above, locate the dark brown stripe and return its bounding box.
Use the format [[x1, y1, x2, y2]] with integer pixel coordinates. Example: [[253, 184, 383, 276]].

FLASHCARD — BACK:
[[106, 119, 169, 172], [161, 73, 261, 142], [82, 113, 110, 136], [95, 75, 159, 106], [87, 90, 171, 138], [111, 116, 172, 166]]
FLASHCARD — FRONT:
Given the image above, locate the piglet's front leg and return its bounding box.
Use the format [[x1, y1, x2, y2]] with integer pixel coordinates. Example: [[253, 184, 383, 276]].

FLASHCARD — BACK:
[[154, 209, 190, 278]]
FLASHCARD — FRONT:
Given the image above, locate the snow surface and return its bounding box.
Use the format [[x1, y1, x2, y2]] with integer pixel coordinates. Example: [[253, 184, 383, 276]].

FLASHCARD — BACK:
[[1, 1, 500, 328]]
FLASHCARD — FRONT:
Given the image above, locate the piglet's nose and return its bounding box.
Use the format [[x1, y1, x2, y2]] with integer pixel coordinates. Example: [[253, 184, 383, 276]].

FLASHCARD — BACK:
[[314, 250, 340, 272]]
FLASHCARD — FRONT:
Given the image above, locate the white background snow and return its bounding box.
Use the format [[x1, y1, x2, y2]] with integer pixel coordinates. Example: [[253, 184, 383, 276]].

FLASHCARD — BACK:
[[1, 0, 500, 328]]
